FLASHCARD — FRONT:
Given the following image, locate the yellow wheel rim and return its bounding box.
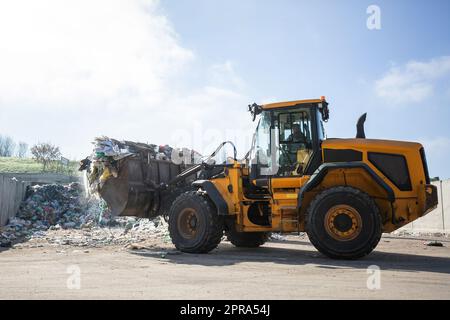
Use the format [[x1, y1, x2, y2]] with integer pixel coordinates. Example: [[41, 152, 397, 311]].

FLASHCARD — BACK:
[[177, 208, 198, 239], [324, 205, 362, 241]]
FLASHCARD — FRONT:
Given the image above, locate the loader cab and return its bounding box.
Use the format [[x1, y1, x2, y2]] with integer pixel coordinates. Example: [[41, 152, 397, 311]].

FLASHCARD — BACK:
[[248, 98, 328, 181]]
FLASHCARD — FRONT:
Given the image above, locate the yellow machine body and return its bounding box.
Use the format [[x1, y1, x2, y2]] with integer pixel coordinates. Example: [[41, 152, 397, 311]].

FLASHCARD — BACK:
[[208, 138, 437, 234], [204, 98, 437, 235], [168, 97, 438, 259]]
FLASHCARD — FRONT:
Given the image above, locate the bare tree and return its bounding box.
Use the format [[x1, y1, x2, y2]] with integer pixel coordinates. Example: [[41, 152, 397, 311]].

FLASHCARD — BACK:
[[31, 142, 61, 171], [0, 135, 15, 157], [17, 142, 28, 158], [0, 135, 4, 156]]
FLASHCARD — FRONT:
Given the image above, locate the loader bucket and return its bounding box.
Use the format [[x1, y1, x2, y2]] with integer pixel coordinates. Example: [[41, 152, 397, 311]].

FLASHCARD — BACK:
[[97, 156, 187, 218]]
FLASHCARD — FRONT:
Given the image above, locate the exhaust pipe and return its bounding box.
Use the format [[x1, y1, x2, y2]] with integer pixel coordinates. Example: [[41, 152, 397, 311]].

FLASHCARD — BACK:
[[356, 113, 367, 139]]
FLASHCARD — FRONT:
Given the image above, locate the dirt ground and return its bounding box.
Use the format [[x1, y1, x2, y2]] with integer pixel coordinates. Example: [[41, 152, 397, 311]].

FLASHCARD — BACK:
[[0, 234, 449, 300]]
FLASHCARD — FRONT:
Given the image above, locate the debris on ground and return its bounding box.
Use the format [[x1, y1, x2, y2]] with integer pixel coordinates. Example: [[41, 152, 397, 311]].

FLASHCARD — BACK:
[[270, 233, 306, 241], [270, 233, 287, 241], [425, 241, 444, 247], [11, 216, 171, 249], [392, 230, 449, 239]]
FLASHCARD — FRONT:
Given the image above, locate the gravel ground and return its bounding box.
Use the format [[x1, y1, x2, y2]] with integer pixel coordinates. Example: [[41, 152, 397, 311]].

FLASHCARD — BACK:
[[1, 233, 449, 300]]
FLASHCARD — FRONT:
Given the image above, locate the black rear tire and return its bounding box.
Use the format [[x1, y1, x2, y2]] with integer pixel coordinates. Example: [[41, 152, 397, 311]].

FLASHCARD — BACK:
[[306, 186, 382, 260], [226, 225, 270, 248], [169, 191, 223, 253]]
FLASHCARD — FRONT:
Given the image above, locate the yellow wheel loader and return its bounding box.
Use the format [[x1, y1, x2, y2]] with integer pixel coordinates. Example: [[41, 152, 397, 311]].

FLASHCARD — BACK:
[[166, 97, 438, 259]]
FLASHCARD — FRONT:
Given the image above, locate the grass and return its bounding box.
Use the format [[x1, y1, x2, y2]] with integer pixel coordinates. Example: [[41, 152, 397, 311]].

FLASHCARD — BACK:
[[0, 157, 79, 175]]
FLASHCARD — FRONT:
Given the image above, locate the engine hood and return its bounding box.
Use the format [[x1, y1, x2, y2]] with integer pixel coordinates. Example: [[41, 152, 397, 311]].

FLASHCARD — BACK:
[[322, 138, 423, 153]]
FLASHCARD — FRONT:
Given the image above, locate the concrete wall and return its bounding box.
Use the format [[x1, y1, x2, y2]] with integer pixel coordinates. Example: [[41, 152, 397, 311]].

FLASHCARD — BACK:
[[0, 175, 31, 226], [396, 179, 449, 235], [444, 179, 450, 232], [0, 173, 80, 185]]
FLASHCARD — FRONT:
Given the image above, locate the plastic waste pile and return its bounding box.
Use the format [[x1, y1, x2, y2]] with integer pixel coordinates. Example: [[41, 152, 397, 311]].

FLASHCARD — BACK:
[[0, 181, 171, 248], [0, 183, 108, 247]]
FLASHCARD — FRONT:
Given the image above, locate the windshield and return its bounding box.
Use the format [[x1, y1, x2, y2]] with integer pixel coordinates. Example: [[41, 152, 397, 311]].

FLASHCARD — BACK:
[[250, 107, 314, 177], [250, 111, 277, 175]]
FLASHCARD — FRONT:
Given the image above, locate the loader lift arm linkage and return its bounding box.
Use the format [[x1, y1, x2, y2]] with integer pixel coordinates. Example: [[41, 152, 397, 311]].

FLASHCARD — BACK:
[[163, 141, 238, 190]]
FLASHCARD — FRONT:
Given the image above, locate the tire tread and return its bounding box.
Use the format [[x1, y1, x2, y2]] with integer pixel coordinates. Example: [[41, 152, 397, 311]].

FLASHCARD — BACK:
[[169, 191, 223, 253], [305, 186, 382, 259]]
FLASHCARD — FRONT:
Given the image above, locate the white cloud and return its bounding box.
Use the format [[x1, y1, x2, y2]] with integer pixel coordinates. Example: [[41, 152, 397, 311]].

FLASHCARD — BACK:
[[375, 56, 450, 104], [0, 0, 254, 159], [0, 0, 193, 108]]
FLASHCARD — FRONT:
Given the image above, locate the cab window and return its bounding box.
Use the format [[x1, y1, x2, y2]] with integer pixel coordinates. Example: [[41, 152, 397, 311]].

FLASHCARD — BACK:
[[252, 107, 314, 177], [277, 110, 313, 176]]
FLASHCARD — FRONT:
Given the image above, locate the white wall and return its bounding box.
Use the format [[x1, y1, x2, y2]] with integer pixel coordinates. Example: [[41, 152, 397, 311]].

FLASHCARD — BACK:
[[396, 179, 449, 235]]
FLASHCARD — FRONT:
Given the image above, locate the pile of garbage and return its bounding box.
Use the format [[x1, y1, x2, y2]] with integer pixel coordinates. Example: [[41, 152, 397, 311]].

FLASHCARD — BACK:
[[0, 182, 171, 248], [0, 183, 106, 247]]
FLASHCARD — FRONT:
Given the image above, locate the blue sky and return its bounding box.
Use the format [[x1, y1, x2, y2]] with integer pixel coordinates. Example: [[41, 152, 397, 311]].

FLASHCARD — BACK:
[[0, 0, 449, 178], [161, 0, 450, 178]]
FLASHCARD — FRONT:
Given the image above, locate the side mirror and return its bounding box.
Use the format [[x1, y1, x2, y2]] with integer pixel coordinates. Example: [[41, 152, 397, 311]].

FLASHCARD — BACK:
[[248, 103, 263, 121]]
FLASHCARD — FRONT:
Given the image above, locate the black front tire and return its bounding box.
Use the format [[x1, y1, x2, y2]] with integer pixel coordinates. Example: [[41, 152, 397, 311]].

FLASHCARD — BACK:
[[169, 191, 223, 253], [306, 186, 382, 260]]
